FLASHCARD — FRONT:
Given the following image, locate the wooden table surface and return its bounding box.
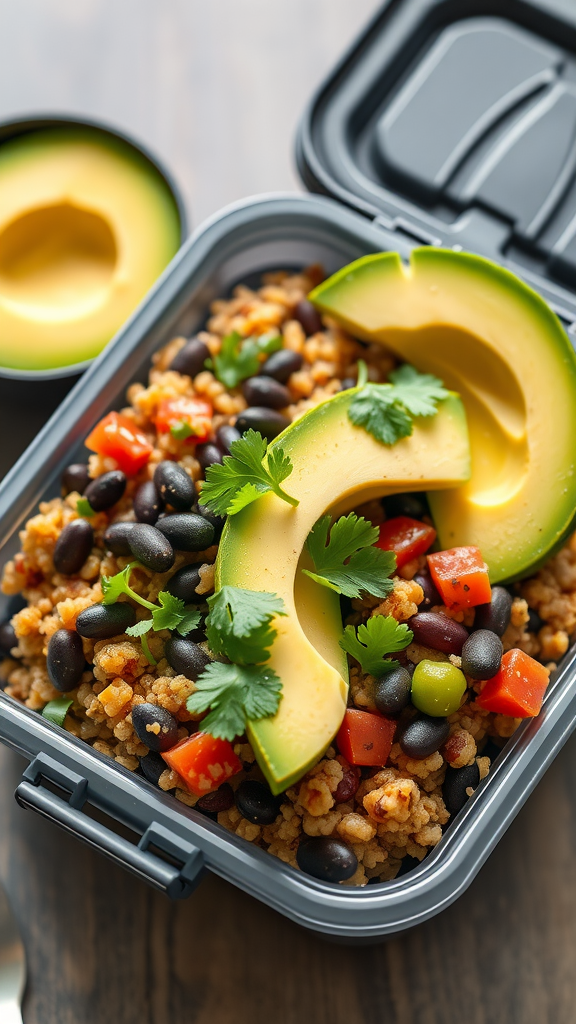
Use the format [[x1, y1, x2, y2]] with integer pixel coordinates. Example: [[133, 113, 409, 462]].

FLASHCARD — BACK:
[[1, 3, 576, 1022]]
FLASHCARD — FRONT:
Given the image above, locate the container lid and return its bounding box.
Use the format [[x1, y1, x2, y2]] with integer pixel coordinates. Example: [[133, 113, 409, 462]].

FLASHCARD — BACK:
[[297, 0, 576, 323]]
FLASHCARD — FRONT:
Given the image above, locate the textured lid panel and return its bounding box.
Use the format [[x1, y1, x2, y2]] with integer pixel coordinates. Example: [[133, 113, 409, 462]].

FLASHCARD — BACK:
[[297, 0, 576, 301]]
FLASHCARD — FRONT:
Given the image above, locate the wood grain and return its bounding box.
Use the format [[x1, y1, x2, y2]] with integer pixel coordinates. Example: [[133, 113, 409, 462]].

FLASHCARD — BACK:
[[2, 738, 576, 1024], [0, 2, 575, 1022]]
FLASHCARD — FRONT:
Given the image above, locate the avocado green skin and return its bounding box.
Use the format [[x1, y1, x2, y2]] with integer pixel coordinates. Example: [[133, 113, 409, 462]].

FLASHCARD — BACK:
[[309, 247, 576, 584]]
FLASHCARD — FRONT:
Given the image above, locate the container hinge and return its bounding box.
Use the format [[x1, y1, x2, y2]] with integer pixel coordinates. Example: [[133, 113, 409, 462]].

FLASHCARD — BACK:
[[374, 214, 443, 248], [15, 753, 204, 899]]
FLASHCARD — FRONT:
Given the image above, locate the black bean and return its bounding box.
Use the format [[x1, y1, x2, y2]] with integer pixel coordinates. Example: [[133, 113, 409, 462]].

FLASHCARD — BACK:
[[169, 337, 210, 377], [216, 424, 241, 454], [76, 602, 137, 640], [296, 836, 358, 883], [374, 667, 412, 715], [53, 519, 94, 575], [383, 492, 429, 520], [195, 443, 223, 470], [61, 463, 90, 496], [193, 503, 225, 539], [84, 470, 127, 512], [260, 349, 303, 383], [242, 376, 291, 410], [139, 751, 167, 786], [154, 461, 195, 511], [293, 299, 322, 336], [132, 703, 179, 753], [46, 629, 85, 692], [409, 612, 468, 655], [235, 780, 280, 825], [334, 766, 360, 804], [473, 586, 513, 637], [129, 524, 175, 572], [442, 761, 480, 816], [527, 607, 545, 635], [339, 377, 357, 391], [197, 783, 235, 814], [461, 630, 503, 680], [166, 564, 202, 602], [234, 407, 290, 441], [103, 521, 136, 556], [414, 570, 441, 610], [0, 620, 16, 656], [134, 480, 164, 525], [156, 513, 214, 552], [400, 714, 450, 759], [164, 636, 210, 681]]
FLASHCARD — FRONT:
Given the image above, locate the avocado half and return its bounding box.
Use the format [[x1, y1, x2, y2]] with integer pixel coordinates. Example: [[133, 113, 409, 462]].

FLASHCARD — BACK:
[[216, 387, 471, 794], [0, 127, 181, 373], [310, 248, 576, 584]]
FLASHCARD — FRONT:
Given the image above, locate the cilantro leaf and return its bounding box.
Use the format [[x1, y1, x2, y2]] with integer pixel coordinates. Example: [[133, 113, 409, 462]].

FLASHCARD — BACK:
[[186, 661, 282, 741], [205, 586, 285, 665], [206, 619, 277, 666], [348, 364, 449, 445], [388, 364, 449, 417], [348, 385, 413, 444], [207, 586, 285, 639], [76, 497, 95, 518], [177, 608, 202, 637], [151, 592, 188, 632], [340, 615, 413, 677], [125, 618, 154, 637], [303, 513, 396, 599], [101, 564, 136, 605], [213, 331, 282, 389], [226, 481, 268, 515], [42, 697, 73, 728], [101, 563, 156, 611], [201, 429, 298, 516], [266, 445, 294, 490]]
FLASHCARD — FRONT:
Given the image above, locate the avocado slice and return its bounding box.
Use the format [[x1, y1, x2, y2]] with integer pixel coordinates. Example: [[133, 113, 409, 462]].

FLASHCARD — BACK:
[[216, 388, 470, 793], [310, 248, 576, 583], [0, 127, 180, 372]]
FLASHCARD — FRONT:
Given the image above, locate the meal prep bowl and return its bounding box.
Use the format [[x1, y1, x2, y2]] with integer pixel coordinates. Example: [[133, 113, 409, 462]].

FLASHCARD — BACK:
[[2, 0, 576, 940], [0, 114, 188, 382]]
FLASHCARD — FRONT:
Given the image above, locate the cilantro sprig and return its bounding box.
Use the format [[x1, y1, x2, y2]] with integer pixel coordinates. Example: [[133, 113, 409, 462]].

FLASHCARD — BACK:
[[303, 513, 396, 599], [42, 697, 73, 728], [101, 562, 201, 664], [209, 330, 282, 389], [340, 615, 413, 677], [348, 364, 450, 445], [187, 585, 286, 741], [186, 662, 283, 742], [201, 429, 298, 516]]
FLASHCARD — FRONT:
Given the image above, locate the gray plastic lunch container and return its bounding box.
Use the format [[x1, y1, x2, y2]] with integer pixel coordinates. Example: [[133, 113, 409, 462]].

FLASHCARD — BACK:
[[2, 0, 576, 941]]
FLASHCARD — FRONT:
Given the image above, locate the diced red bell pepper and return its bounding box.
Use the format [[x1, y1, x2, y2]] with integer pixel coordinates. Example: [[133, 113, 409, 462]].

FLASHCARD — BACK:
[[476, 648, 549, 718], [162, 732, 242, 796], [336, 709, 396, 767], [154, 396, 213, 442], [427, 545, 491, 611], [376, 515, 436, 569], [85, 411, 153, 476]]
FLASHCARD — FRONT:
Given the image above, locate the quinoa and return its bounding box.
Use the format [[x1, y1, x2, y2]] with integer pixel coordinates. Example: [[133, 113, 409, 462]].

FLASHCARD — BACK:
[[1, 265, 572, 885]]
